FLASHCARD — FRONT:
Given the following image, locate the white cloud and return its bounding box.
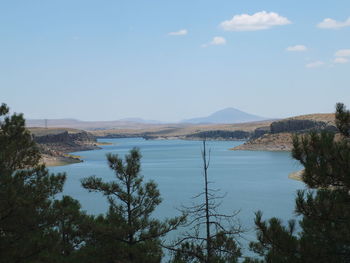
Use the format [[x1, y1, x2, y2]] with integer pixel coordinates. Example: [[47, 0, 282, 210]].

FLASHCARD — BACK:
[[335, 49, 350, 57], [286, 45, 307, 52], [305, 61, 325, 68], [318, 17, 350, 29], [332, 49, 350, 65], [168, 29, 188, 36], [220, 11, 291, 31], [333, 57, 349, 64], [202, 36, 227, 47], [210, 36, 227, 45]]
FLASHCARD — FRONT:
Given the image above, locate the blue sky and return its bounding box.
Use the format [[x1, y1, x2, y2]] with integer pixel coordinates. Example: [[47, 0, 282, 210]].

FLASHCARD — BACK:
[[1, 0, 349, 121]]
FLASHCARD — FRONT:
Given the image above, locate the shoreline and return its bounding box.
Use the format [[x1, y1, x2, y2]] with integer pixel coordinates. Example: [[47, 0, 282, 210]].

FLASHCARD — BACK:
[[41, 153, 83, 167], [97, 135, 247, 142], [42, 141, 112, 167], [44, 158, 82, 167], [230, 146, 291, 152], [44, 139, 307, 185], [230, 133, 293, 152], [288, 170, 303, 181]]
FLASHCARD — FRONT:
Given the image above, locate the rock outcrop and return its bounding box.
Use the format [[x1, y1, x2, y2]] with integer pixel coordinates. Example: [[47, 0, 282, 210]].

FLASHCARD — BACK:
[[33, 131, 98, 152], [232, 114, 336, 151], [29, 128, 100, 166], [232, 133, 293, 151]]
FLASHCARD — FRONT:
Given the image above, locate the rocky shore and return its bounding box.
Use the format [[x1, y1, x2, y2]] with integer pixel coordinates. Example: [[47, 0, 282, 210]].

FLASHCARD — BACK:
[[29, 128, 100, 166], [231, 133, 293, 151], [231, 113, 335, 152], [28, 113, 336, 164]]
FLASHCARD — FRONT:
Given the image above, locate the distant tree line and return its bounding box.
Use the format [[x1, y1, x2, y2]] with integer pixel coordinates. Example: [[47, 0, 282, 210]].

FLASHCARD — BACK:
[[186, 130, 251, 140], [270, 119, 337, 134], [1, 102, 349, 263]]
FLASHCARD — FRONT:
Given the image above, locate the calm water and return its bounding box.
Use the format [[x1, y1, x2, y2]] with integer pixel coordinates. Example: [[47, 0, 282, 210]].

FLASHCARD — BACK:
[[50, 138, 304, 253]]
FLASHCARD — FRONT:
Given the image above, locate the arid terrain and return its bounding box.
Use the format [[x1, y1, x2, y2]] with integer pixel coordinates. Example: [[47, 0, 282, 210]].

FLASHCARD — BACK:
[[29, 127, 101, 166], [89, 121, 274, 140], [231, 113, 336, 151], [28, 113, 337, 166]]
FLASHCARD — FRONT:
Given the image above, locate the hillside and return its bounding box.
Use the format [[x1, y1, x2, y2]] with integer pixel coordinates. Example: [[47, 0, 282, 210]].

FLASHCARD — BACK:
[[232, 133, 294, 151], [231, 113, 336, 151], [90, 121, 273, 140], [26, 108, 268, 129], [26, 119, 163, 130], [29, 128, 100, 166]]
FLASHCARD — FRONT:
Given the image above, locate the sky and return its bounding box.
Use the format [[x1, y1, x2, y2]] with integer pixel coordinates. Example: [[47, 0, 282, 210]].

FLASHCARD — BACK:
[[1, 0, 349, 122]]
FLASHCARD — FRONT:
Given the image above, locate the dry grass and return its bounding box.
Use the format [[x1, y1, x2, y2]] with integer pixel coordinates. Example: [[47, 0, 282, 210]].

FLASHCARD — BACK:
[[286, 113, 335, 124], [89, 120, 274, 138], [231, 113, 335, 152], [232, 133, 293, 151], [28, 127, 84, 136]]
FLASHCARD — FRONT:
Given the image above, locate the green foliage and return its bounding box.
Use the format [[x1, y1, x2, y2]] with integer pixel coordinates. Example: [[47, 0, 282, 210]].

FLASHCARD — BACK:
[[292, 131, 350, 189], [81, 148, 185, 263], [1, 103, 188, 263], [335, 103, 350, 137], [172, 231, 241, 263], [51, 195, 89, 262], [0, 103, 67, 262], [0, 103, 40, 174], [247, 212, 299, 263], [247, 103, 350, 263]]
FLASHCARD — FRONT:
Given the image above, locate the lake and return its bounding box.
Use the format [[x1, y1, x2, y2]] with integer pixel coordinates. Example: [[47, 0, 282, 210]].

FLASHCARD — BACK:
[[50, 138, 304, 254]]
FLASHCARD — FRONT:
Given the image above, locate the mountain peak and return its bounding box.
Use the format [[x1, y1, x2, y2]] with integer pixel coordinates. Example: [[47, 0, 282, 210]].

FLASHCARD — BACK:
[[182, 108, 267, 124]]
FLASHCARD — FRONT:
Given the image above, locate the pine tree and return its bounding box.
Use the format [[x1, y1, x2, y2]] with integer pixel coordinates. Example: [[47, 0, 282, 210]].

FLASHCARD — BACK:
[[81, 148, 185, 263], [51, 195, 89, 262], [0, 103, 66, 262], [245, 103, 350, 263], [0, 103, 40, 173]]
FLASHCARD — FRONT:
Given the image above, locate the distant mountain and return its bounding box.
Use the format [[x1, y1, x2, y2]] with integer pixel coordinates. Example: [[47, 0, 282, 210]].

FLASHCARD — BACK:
[[119, 118, 164, 124], [26, 108, 268, 129], [26, 119, 81, 127], [182, 108, 267, 124], [26, 118, 165, 130]]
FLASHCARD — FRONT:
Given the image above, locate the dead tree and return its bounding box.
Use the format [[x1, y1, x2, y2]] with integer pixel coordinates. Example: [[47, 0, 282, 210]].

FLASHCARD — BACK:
[[170, 140, 243, 263]]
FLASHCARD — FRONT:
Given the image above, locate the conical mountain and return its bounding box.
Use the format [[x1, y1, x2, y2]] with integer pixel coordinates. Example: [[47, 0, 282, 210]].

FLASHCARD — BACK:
[[182, 108, 267, 124]]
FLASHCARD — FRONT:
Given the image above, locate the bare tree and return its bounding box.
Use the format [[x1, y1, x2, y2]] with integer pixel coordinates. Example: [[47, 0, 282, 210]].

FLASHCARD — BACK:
[[169, 140, 243, 263]]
